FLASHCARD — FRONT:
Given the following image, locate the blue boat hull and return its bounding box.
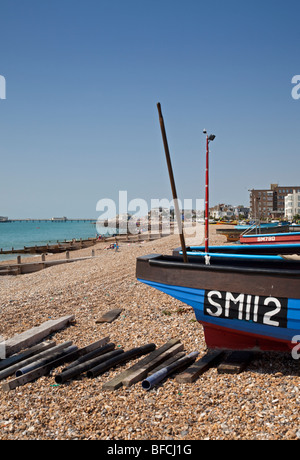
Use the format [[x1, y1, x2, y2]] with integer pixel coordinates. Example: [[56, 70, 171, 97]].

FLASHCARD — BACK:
[[136, 254, 300, 352], [138, 278, 300, 351]]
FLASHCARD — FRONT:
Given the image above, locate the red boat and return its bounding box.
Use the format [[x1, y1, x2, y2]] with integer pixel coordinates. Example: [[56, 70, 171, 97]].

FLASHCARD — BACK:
[[240, 231, 300, 245]]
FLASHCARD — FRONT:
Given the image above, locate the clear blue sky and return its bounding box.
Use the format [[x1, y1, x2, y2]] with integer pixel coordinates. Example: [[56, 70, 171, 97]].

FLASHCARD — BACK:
[[0, 0, 300, 218]]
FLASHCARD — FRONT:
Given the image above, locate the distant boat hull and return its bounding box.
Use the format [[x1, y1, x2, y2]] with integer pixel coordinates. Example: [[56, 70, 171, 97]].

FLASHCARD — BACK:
[[136, 254, 300, 352], [290, 225, 300, 232], [240, 232, 300, 245]]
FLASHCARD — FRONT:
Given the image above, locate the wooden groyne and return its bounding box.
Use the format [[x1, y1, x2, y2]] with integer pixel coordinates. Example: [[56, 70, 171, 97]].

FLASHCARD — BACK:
[[0, 238, 98, 255], [105, 232, 171, 243], [0, 226, 178, 276], [0, 252, 99, 276], [0, 230, 171, 256], [7, 219, 95, 223]]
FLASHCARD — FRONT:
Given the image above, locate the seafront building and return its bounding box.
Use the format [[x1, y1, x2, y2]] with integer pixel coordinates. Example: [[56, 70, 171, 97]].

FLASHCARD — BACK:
[[285, 191, 300, 220], [209, 204, 249, 220], [249, 184, 300, 220]]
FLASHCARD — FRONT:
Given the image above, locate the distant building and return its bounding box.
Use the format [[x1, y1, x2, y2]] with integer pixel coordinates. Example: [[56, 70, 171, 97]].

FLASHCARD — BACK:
[[285, 191, 300, 220], [249, 184, 300, 220], [0, 216, 8, 222], [210, 204, 234, 220], [210, 204, 249, 220], [234, 205, 250, 219]]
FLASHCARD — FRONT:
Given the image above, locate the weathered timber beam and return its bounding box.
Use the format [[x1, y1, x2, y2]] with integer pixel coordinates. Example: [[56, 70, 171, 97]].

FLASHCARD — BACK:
[[0, 341, 71, 381], [142, 351, 199, 391], [16, 344, 77, 377], [4, 315, 75, 357], [95, 309, 123, 324], [0, 341, 56, 372], [87, 343, 156, 378], [122, 342, 184, 387], [102, 338, 182, 391], [55, 349, 124, 384], [1, 338, 109, 391], [217, 351, 255, 374], [61, 340, 113, 371], [147, 352, 186, 376], [176, 350, 225, 383]]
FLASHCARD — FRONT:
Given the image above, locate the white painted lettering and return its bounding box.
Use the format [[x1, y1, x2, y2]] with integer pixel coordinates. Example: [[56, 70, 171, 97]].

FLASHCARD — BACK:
[[263, 297, 281, 327], [245, 294, 252, 321], [206, 291, 222, 317], [225, 292, 244, 318], [204, 290, 285, 328], [252, 296, 259, 323]]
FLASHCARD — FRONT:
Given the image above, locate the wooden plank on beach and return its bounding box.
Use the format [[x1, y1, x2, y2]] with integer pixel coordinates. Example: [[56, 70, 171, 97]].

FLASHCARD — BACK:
[[1, 338, 110, 392], [95, 309, 123, 324], [0, 341, 56, 373], [147, 352, 186, 376], [4, 315, 75, 358], [217, 351, 254, 374], [102, 338, 181, 391], [0, 341, 72, 381], [19, 257, 97, 275], [102, 338, 182, 391], [176, 350, 225, 383], [86, 343, 156, 378], [0, 266, 20, 276], [115, 342, 184, 388]]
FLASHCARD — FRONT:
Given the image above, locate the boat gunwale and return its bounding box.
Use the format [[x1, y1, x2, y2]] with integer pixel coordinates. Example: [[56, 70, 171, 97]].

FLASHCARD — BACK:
[[241, 231, 300, 238], [143, 255, 300, 277]]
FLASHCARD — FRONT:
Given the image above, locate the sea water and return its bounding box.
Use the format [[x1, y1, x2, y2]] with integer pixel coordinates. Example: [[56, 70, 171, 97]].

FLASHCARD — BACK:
[[0, 221, 112, 262]]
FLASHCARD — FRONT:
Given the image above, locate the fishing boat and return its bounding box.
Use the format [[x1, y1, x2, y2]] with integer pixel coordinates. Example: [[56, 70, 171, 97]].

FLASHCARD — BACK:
[[136, 253, 300, 352], [235, 222, 289, 230], [290, 224, 300, 232], [216, 223, 290, 242], [143, 103, 300, 352], [240, 231, 300, 245]]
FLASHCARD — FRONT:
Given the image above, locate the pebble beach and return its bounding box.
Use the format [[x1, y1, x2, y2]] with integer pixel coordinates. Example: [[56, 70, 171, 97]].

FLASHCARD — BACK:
[[0, 225, 299, 440]]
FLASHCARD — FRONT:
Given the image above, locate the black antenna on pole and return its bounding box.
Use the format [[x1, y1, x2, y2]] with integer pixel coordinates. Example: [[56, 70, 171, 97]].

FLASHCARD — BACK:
[[157, 103, 188, 263]]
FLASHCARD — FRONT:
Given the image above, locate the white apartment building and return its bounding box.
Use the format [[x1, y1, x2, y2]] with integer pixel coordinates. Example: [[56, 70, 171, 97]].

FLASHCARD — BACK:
[[285, 191, 300, 220]]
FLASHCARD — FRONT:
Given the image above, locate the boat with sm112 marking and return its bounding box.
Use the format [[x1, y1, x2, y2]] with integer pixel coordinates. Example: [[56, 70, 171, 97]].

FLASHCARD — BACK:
[[136, 253, 300, 352]]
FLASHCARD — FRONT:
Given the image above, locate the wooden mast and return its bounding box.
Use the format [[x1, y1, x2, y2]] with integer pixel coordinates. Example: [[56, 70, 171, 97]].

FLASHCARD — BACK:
[[157, 103, 188, 263]]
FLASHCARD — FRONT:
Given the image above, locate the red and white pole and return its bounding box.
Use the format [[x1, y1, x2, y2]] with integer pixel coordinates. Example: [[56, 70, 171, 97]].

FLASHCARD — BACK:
[[205, 135, 209, 253]]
